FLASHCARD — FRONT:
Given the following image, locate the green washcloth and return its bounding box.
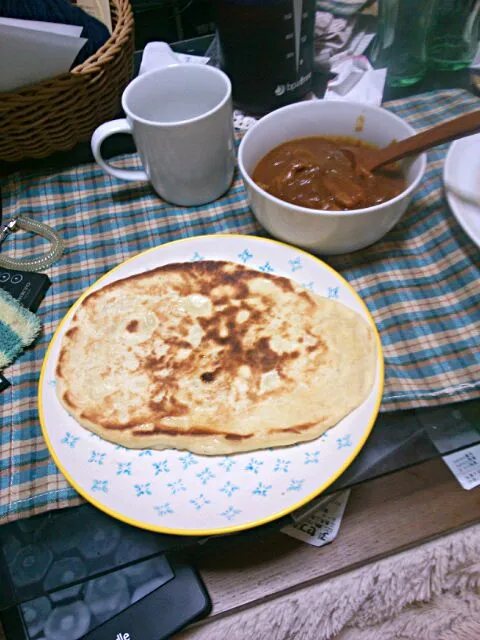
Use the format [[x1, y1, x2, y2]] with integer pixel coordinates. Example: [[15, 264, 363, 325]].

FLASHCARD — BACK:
[[0, 289, 41, 369]]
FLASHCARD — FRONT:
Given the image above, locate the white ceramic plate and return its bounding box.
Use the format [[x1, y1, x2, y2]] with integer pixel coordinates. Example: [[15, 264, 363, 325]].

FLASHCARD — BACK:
[[444, 133, 480, 249], [39, 235, 383, 536]]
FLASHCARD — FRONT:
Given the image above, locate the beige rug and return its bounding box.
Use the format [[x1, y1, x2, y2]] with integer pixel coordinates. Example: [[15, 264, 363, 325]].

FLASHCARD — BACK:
[[334, 523, 480, 640], [178, 523, 480, 640]]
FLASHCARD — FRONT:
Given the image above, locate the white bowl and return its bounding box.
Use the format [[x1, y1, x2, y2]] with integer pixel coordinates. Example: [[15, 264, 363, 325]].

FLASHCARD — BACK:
[[238, 100, 426, 255]]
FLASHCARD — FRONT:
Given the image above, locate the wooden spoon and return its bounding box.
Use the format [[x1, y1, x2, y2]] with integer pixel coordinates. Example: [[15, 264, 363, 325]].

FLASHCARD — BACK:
[[353, 109, 480, 174]]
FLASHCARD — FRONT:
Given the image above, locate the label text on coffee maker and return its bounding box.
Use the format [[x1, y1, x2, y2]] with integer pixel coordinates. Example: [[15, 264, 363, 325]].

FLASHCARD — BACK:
[[274, 71, 312, 97]]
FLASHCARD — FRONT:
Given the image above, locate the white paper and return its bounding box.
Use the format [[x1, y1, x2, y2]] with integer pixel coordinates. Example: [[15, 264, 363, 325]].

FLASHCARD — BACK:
[[0, 18, 83, 38], [281, 490, 350, 547], [443, 444, 480, 490], [289, 493, 335, 523], [324, 55, 386, 106], [345, 31, 376, 60], [0, 24, 87, 92]]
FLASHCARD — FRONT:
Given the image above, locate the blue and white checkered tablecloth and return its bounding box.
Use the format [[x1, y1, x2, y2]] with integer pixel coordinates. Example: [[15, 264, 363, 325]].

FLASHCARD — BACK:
[[1, 88, 479, 522]]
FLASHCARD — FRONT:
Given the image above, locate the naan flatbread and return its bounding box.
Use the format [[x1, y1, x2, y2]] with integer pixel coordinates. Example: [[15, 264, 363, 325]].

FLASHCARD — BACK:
[[56, 261, 377, 454]]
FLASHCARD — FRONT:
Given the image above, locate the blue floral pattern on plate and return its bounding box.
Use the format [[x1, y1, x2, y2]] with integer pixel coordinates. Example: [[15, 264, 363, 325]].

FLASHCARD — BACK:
[[41, 235, 381, 534]]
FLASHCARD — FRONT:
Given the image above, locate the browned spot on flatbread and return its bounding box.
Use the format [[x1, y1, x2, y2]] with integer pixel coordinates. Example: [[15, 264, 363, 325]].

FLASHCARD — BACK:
[[125, 423, 253, 439], [200, 370, 218, 383], [248, 337, 279, 370], [225, 433, 254, 440], [55, 357, 64, 380], [268, 420, 322, 434], [148, 394, 189, 417], [164, 338, 192, 350], [297, 290, 316, 308], [126, 320, 138, 333], [307, 337, 327, 354], [56, 329, 79, 378], [62, 391, 77, 411]]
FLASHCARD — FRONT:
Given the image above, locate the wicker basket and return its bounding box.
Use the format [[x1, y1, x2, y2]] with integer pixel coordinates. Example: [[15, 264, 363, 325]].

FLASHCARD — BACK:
[[0, 0, 135, 162]]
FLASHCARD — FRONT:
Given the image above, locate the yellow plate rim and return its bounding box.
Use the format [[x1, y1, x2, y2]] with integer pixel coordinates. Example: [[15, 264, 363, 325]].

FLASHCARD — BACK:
[[38, 233, 384, 537]]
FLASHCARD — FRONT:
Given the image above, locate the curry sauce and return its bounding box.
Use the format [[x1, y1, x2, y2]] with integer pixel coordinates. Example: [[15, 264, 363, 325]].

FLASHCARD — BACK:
[[252, 136, 406, 211]]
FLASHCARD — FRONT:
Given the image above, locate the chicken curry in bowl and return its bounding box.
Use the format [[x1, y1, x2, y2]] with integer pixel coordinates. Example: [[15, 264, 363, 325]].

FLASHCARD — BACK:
[[252, 136, 405, 211]]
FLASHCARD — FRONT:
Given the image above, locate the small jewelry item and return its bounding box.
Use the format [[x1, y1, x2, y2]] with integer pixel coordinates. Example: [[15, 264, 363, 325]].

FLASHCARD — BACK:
[[0, 216, 65, 272]]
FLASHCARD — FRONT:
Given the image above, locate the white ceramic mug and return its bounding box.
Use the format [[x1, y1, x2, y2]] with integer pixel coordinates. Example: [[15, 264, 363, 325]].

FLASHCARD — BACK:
[[91, 63, 235, 206]]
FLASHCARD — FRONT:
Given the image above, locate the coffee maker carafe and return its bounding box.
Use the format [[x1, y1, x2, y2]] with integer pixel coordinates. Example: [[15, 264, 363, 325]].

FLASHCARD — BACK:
[[216, 0, 316, 114]]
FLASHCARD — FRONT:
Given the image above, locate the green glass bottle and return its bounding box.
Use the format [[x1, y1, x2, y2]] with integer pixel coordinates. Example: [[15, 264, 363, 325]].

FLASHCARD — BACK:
[[370, 0, 435, 87], [427, 0, 480, 70]]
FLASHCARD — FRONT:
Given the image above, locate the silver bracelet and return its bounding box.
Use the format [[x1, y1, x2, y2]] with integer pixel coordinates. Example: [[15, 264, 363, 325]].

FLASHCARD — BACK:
[[0, 216, 65, 272]]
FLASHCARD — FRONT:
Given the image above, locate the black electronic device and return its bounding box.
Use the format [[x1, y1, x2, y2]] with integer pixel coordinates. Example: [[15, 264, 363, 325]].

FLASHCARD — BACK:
[[0, 267, 51, 312], [0, 504, 209, 639]]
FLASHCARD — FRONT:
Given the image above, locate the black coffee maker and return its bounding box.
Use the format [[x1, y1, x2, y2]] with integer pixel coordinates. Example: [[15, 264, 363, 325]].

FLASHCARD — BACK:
[[216, 0, 316, 114]]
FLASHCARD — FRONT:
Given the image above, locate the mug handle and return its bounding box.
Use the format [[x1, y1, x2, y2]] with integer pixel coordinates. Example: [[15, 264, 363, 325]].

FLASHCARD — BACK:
[[91, 119, 149, 182]]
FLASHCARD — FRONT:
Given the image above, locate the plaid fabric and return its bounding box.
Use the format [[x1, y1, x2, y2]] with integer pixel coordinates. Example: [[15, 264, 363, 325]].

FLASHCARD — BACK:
[[1, 88, 479, 522]]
